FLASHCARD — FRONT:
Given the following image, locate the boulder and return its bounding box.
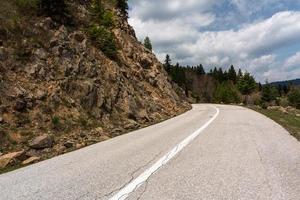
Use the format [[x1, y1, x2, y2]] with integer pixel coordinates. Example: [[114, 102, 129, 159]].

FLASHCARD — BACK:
[[63, 141, 74, 148], [22, 156, 40, 165], [29, 134, 54, 149], [0, 150, 26, 169]]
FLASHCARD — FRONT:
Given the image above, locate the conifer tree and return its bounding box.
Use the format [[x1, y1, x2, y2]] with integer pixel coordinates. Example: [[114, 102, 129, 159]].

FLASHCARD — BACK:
[[143, 36, 152, 51], [164, 54, 172, 73], [228, 65, 237, 83], [116, 0, 128, 17]]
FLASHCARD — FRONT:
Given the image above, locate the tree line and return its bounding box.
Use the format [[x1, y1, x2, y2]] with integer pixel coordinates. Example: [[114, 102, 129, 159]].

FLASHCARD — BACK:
[[163, 54, 300, 108]]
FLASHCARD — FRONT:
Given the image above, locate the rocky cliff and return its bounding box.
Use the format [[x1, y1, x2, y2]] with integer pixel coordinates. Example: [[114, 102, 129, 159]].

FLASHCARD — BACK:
[[0, 0, 190, 169]]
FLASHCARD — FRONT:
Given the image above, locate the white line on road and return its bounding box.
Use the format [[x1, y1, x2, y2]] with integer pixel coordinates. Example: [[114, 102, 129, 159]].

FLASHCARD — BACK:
[[109, 106, 220, 200]]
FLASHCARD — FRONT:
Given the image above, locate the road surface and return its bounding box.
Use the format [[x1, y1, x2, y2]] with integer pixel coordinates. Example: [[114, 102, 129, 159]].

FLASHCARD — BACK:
[[1, 104, 300, 200]]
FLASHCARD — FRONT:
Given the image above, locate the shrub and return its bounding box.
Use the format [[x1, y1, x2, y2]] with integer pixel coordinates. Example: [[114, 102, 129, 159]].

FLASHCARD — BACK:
[[288, 88, 300, 109], [88, 24, 118, 60], [16, 0, 39, 11], [40, 0, 72, 24], [214, 82, 241, 104]]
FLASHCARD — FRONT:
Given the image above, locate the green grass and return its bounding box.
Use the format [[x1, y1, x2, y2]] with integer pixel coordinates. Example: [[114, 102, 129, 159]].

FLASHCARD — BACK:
[[252, 107, 300, 141]]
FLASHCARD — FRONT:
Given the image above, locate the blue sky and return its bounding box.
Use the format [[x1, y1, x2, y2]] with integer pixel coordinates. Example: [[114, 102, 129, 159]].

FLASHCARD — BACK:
[[128, 0, 300, 82]]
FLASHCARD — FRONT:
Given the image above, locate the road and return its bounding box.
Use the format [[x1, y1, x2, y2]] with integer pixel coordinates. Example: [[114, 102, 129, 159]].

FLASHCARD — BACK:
[[1, 104, 300, 200]]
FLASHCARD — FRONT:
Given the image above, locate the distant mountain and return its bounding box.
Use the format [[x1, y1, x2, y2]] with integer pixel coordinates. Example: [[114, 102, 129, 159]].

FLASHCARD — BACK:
[[271, 79, 300, 86]]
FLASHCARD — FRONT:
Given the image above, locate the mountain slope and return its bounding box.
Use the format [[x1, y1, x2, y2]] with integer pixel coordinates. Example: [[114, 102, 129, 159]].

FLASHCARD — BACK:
[[0, 0, 190, 169]]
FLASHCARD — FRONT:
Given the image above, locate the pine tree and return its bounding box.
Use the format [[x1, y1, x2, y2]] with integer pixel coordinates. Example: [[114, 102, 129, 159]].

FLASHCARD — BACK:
[[196, 64, 205, 75], [143, 36, 152, 51], [228, 65, 237, 83], [164, 54, 172, 73], [116, 0, 128, 17], [237, 72, 256, 95]]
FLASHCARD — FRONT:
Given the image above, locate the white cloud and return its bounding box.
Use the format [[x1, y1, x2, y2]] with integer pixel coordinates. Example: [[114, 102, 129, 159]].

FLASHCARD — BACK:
[[129, 0, 300, 81], [284, 52, 300, 70]]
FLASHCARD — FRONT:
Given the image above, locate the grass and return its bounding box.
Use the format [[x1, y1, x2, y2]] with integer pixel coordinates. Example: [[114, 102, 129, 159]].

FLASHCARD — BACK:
[[252, 106, 300, 141]]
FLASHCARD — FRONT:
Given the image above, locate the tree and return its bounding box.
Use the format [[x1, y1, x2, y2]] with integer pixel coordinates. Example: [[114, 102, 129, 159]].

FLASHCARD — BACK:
[[116, 0, 129, 17], [196, 64, 205, 75], [261, 82, 279, 102], [237, 69, 243, 80], [237, 72, 256, 95], [143, 36, 152, 51], [228, 65, 237, 83], [164, 54, 172, 73]]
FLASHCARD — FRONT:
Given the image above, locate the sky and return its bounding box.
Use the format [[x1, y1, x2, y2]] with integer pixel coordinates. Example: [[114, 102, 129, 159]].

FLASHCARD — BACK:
[[128, 0, 300, 82]]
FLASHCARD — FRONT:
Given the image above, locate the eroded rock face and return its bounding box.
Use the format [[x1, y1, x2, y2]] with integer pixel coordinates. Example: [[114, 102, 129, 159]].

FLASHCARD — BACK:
[[0, 1, 190, 170]]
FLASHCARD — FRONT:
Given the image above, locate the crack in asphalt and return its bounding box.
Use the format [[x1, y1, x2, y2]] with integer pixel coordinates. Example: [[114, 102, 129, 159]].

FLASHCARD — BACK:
[[98, 151, 162, 200], [117, 145, 181, 200]]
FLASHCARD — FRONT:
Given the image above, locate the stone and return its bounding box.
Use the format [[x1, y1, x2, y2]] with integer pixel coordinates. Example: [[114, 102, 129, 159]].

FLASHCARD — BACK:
[[29, 134, 54, 149], [35, 90, 47, 100], [22, 156, 40, 165], [64, 141, 74, 148], [0, 150, 26, 169], [14, 99, 27, 112], [34, 48, 48, 60], [0, 116, 4, 124]]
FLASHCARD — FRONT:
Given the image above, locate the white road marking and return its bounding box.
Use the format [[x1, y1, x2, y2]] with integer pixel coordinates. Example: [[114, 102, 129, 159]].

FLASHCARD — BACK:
[[109, 106, 220, 200]]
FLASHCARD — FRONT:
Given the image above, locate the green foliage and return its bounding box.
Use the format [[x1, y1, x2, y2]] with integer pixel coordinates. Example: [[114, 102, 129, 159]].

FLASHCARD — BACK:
[[164, 54, 172, 73], [16, 0, 39, 11], [88, 24, 118, 60], [52, 116, 60, 127], [214, 82, 241, 104], [115, 0, 128, 16], [40, 0, 72, 24], [288, 88, 300, 109], [143, 36, 152, 51], [88, 0, 118, 60], [170, 63, 186, 87], [91, 0, 114, 28], [261, 83, 279, 102], [196, 64, 205, 75], [237, 72, 257, 95]]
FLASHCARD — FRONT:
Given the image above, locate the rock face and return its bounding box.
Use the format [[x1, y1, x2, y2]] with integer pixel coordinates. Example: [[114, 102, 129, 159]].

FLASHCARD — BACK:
[[29, 135, 54, 149], [0, 1, 190, 169]]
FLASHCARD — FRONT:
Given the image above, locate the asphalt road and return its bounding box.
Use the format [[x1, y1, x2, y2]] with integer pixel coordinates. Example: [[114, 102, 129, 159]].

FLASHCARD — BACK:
[[1, 104, 300, 200]]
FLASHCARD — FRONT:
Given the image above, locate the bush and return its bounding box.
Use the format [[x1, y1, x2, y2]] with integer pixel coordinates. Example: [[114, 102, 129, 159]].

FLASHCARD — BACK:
[[91, 0, 114, 27], [288, 88, 300, 109], [214, 82, 241, 104], [16, 0, 39, 11], [88, 24, 118, 60]]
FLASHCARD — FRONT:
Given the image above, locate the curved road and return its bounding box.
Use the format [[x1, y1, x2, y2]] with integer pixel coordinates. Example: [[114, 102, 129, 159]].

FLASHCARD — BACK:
[[1, 105, 300, 199]]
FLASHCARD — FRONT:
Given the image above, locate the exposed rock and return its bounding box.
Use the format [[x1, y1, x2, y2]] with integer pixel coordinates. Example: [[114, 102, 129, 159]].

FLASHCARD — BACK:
[[29, 134, 54, 149], [0, 150, 26, 169], [64, 141, 74, 148], [14, 99, 27, 112], [35, 90, 47, 100], [0, 47, 7, 61], [0, 117, 4, 124], [34, 49, 48, 60], [22, 156, 40, 165]]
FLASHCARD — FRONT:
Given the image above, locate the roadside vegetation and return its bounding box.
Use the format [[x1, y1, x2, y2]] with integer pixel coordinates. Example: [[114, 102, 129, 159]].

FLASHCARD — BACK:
[[252, 106, 300, 141], [158, 54, 300, 140]]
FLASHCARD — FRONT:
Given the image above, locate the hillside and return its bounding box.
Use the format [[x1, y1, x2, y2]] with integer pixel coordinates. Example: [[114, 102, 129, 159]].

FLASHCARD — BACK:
[[0, 0, 190, 170], [271, 79, 300, 86]]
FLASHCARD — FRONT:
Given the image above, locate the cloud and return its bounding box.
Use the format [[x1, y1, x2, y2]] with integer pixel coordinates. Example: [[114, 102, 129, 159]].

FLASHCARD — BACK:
[[129, 0, 300, 81], [284, 52, 300, 70]]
